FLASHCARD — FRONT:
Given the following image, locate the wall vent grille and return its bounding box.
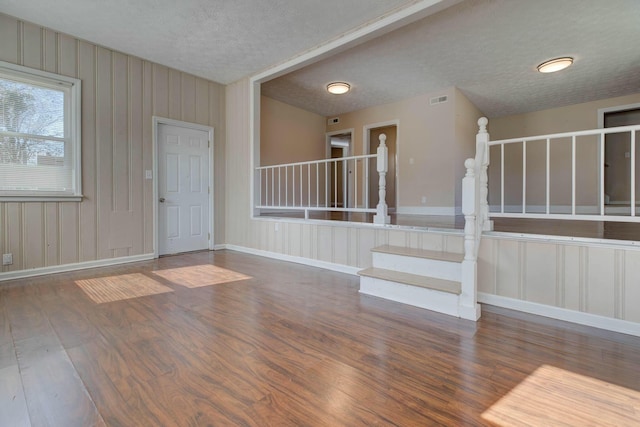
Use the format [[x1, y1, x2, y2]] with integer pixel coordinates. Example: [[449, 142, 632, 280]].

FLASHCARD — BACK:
[[430, 95, 448, 105]]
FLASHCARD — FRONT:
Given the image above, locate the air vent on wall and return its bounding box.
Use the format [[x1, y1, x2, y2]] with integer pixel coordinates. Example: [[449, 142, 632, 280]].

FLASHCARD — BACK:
[[430, 95, 448, 105], [328, 117, 340, 125]]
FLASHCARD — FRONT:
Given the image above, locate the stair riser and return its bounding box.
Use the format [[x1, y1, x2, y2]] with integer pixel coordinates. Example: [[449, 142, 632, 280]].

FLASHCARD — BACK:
[[372, 252, 461, 281], [360, 276, 460, 317]]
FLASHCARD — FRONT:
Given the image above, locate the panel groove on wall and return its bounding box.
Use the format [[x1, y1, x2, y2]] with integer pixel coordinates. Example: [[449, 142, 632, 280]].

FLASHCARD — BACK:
[[0, 14, 225, 274], [518, 242, 525, 300], [57, 203, 63, 265], [580, 247, 587, 312], [556, 246, 564, 307], [615, 250, 624, 319], [17, 21, 23, 65]]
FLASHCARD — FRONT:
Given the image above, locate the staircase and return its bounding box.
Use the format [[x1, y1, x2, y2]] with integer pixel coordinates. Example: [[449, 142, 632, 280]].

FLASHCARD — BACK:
[[358, 245, 470, 318], [357, 119, 489, 321]]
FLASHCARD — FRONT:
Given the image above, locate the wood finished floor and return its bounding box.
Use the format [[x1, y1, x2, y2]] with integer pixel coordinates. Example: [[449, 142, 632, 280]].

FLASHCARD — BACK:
[[1, 250, 639, 426]]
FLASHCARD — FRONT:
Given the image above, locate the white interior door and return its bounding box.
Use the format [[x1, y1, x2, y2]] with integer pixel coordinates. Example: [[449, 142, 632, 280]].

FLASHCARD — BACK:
[[158, 123, 210, 255]]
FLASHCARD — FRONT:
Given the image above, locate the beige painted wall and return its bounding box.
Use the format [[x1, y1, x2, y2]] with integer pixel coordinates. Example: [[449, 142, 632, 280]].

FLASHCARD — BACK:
[[226, 79, 464, 264], [454, 88, 484, 207], [260, 96, 326, 165], [488, 93, 640, 208], [259, 96, 327, 207], [0, 13, 226, 273], [325, 87, 481, 212], [490, 93, 640, 139]]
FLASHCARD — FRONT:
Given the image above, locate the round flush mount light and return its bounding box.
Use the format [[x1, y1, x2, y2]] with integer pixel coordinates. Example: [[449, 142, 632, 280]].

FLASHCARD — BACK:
[[537, 57, 574, 73], [327, 82, 351, 94]]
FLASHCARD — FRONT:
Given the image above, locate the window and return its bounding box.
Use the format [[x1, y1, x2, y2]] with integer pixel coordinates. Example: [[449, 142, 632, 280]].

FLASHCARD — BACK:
[[0, 60, 81, 201]]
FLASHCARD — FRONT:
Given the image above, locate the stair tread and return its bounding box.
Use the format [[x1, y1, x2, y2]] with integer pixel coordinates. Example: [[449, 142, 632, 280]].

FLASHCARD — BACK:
[[358, 267, 461, 295], [372, 245, 463, 263]]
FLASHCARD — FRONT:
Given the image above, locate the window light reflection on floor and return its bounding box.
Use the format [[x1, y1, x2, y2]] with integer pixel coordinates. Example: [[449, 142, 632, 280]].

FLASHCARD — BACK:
[[481, 364, 640, 426], [151, 264, 252, 288]]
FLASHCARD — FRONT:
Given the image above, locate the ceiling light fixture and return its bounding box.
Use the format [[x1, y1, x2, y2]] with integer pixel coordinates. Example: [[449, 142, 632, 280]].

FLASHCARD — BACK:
[[327, 82, 350, 94], [537, 57, 574, 73]]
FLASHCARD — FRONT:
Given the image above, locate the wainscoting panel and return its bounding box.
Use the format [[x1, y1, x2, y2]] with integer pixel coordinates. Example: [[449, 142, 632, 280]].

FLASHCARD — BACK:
[[478, 236, 640, 325], [0, 13, 225, 276]]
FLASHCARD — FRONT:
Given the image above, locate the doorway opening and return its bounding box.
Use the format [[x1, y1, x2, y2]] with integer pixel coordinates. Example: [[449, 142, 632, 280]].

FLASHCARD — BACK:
[[365, 123, 398, 211], [326, 130, 352, 208], [600, 105, 640, 210]]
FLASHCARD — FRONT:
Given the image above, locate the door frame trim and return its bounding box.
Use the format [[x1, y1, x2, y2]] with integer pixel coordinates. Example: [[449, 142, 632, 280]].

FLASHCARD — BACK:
[[152, 116, 215, 258]]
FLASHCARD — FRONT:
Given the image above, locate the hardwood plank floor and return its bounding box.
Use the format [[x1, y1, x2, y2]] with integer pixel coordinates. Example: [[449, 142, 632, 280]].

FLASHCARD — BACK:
[[1, 250, 639, 426]]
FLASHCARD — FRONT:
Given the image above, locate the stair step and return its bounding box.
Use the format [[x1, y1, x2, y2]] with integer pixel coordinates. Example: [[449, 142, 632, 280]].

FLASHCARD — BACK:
[[372, 245, 463, 263], [358, 267, 461, 295]]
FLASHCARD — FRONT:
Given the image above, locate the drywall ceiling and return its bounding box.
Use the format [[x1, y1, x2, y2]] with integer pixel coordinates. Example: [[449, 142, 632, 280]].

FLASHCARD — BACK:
[[1, 0, 638, 119], [262, 0, 640, 118], [0, 0, 418, 84]]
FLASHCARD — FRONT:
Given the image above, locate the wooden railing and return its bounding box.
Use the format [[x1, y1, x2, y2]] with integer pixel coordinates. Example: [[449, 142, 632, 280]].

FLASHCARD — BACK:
[[488, 123, 640, 222], [256, 134, 391, 224], [462, 118, 640, 262]]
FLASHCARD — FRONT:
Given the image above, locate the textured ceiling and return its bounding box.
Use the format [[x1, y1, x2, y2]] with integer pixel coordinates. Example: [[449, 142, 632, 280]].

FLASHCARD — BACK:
[[1, 0, 638, 118], [0, 0, 418, 84], [262, 0, 640, 118]]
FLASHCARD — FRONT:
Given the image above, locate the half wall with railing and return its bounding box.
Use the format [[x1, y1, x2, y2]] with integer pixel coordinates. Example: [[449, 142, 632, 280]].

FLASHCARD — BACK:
[[256, 133, 391, 224], [487, 123, 640, 221]]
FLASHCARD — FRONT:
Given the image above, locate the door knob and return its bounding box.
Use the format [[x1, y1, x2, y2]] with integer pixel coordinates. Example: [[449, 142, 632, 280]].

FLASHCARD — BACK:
[[159, 197, 165, 203]]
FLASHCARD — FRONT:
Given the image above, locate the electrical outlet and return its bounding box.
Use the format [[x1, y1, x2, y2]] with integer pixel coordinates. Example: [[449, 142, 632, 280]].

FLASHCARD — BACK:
[[2, 253, 12, 265], [274, 222, 279, 232], [421, 196, 427, 204]]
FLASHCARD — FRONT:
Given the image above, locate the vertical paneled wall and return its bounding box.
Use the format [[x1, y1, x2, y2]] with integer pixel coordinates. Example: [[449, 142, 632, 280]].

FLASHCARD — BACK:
[[478, 236, 640, 324], [0, 13, 225, 273]]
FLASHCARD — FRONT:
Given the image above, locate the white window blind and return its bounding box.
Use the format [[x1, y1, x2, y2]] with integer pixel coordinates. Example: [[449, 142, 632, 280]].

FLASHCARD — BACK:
[[0, 60, 81, 201]]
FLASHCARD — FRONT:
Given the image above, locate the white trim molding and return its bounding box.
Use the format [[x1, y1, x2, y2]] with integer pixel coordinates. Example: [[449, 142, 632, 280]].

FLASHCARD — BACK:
[[249, 0, 462, 221], [479, 292, 640, 338], [224, 244, 360, 276], [0, 253, 155, 282]]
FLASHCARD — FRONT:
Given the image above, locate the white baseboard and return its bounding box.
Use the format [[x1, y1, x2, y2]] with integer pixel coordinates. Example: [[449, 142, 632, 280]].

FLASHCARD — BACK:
[[396, 206, 457, 215], [212, 244, 227, 250], [479, 292, 640, 337], [0, 253, 156, 282], [224, 244, 360, 276]]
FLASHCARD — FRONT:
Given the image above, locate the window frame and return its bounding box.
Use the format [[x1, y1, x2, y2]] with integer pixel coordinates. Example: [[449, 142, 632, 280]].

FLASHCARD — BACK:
[[0, 60, 82, 202]]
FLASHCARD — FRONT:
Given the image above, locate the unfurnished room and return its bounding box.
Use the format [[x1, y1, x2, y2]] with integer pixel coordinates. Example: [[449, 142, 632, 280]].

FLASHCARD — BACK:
[[0, 0, 639, 425]]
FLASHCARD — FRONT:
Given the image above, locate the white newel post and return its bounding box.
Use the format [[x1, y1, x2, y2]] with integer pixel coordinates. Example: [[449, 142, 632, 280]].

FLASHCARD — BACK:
[[477, 117, 493, 231], [373, 133, 391, 225], [460, 158, 481, 320]]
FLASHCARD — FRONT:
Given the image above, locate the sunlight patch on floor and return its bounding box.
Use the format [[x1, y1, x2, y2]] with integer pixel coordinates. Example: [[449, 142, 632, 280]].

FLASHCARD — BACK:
[[482, 364, 640, 426], [151, 264, 252, 288], [75, 273, 174, 304]]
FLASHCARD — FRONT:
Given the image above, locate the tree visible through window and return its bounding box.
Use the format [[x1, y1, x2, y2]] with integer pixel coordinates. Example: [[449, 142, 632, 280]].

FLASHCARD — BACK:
[[0, 61, 81, 200]]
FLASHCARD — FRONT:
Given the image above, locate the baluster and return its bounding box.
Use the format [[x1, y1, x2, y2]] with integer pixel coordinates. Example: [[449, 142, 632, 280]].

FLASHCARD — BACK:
[[308, 164, 311, 207], [373, 133, 390, 224]]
